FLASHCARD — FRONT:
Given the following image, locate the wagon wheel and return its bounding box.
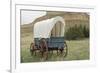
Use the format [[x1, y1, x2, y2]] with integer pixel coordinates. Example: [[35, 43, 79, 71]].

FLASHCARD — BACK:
[[63, 41, 68, 57], [30, 43, 35, 56], [39, 38, 48, 61]]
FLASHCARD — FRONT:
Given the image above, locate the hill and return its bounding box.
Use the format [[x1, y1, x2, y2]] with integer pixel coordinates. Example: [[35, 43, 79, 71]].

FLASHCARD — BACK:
[[21, 11, 89, 36]]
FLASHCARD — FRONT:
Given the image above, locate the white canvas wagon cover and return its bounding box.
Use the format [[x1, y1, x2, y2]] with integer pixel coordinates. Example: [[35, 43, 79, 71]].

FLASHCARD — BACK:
[[34, 16, 65, 38]]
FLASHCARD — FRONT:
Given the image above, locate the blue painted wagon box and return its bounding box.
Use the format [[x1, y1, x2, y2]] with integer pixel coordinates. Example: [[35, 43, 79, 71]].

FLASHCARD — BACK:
[[20, 10, 90, 63]]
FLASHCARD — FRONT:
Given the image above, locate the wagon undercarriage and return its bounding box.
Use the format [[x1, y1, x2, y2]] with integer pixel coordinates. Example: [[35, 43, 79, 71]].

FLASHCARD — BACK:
[[30, 37, 68, 59]]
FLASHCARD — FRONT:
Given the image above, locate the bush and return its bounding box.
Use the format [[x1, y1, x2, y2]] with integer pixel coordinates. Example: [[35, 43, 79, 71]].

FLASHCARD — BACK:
[[65, 25, 89, 40], [83, 26, 89, 37]]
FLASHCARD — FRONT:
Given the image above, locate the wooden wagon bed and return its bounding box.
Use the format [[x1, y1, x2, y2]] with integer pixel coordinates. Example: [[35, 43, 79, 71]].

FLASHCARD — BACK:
[[34, 37, 68, 56]]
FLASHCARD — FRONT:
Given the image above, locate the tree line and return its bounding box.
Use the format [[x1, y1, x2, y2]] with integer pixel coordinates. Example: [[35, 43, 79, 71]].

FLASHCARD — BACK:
[[65, 25, 89, 40]]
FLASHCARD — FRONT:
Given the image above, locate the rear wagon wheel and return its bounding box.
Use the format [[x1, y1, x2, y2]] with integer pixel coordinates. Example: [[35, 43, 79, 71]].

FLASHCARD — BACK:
[[63, 42, 68, 57]]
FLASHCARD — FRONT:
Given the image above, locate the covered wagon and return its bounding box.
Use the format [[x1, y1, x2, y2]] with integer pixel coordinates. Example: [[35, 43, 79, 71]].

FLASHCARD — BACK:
[[30, 16, 68, 57]]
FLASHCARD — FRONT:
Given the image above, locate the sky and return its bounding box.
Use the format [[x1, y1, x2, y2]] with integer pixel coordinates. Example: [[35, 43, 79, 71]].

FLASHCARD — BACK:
[[21, 10, 89, 25], [21, 10, 46, 25]]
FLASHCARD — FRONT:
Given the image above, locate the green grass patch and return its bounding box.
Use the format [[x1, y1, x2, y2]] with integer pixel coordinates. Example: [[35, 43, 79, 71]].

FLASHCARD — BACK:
[[21, 39, 89, 63]]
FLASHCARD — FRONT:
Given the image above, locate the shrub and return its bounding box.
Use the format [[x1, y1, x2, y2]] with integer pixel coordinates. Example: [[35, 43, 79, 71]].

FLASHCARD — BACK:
[[65, 25, 89, 40]]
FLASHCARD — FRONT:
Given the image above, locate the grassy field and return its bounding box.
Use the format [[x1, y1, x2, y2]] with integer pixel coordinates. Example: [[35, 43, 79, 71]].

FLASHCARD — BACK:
[[21, 38, 89, 63]]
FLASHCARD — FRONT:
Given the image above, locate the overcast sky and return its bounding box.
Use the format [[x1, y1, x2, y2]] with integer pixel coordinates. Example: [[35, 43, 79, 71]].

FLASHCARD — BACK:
[[21, 10, 89, 25], [21, 10, 46, 25]]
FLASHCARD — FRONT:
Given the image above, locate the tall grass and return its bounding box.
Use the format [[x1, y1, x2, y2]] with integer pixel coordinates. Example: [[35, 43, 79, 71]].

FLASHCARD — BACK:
[[21, 39, 89, 63]]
